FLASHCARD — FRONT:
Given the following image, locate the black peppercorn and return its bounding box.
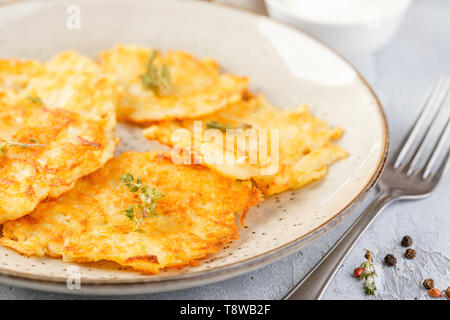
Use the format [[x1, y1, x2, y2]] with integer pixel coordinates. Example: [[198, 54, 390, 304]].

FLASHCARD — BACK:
[[401, 235, 412, 247], [384, 254, 397, 266], [405, 248, 416, 259], [423, 278, 434, 290]]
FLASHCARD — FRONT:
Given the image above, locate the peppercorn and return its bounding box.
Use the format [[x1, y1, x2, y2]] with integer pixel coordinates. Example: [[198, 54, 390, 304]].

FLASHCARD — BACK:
[[405, 248, 416, 259], [384, 254, 397, 266], [401, 235, 413, 247], [423, 278, 434, 290], [428, 288, 442, 298]]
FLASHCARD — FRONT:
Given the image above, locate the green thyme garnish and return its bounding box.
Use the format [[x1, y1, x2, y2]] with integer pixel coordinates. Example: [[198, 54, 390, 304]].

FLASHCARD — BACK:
[[206, 121, 232, 131], [353, 250, 377, 295], [140, 51, 172, 95], [206, 121, 252, 132], [238, 123, 253, 129], [27, 95, 43, 105], [0, 138, 45, 157], [120, 173, 164, 232]]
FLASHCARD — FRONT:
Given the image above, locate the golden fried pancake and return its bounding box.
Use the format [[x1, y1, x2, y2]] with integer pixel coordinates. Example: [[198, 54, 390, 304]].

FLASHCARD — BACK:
[[26, 51, 117, 123], [99, 44, 248, 123], [144, 95, 348, 195], [0, 152, 261, 274], [0, 95, 116, 223], [0, 52, 117, 222], [0, 58, 43, 93]]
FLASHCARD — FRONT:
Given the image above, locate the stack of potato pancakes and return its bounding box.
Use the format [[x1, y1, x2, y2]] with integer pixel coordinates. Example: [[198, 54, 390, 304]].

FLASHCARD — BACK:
[[0, 45, 346, 274]]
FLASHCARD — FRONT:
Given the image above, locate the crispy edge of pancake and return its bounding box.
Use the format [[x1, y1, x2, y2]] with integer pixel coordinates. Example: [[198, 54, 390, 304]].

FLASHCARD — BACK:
[[0, 58, 44, 93]]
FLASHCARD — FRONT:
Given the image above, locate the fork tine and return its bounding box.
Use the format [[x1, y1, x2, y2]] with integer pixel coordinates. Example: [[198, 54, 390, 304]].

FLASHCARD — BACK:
[[406, 78, 450, 174], [418, 113, 450, 179], [430, 145, 450, 183], [393, 77, 445, 168]]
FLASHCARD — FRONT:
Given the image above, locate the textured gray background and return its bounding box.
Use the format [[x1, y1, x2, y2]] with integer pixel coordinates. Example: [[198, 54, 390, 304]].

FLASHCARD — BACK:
[[0, 0, 449, 300]]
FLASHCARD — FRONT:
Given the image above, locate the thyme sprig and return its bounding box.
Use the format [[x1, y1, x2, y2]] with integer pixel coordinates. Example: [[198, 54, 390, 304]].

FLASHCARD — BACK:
[[27, 95, 43, 105], [206, 121, 252, 132], [120, 173, 164, 232], [354, 250, 377, 295], [0, 138, 45, 157], [206, 121, 232, 131], [140, 51, 172, 95]]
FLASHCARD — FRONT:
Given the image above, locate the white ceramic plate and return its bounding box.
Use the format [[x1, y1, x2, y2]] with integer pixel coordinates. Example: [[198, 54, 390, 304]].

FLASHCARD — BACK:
[[0, 0, 388, 294]]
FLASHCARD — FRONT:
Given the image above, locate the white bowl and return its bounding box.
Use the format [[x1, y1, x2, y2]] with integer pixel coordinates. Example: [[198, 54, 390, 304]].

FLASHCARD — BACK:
[[265, 0, 412, 55]]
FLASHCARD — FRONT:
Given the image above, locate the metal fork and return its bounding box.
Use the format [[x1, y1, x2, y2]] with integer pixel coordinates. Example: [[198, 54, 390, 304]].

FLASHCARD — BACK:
[[284, 77, 450, 300]]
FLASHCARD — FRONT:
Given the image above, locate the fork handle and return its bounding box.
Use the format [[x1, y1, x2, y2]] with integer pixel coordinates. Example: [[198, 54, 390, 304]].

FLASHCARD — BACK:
[[283, 191, 394, 300]]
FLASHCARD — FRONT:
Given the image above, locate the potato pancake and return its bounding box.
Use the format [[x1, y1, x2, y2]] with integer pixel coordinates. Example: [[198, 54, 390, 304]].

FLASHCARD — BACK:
[[0, 95, 116, 223], [0, 52, 117, 222], [26, 51, 117, 124], [144, 95, 348, 195], [0, 152, 261, 274], [0, 58, 43, 93], [99, 44, 248, 123]]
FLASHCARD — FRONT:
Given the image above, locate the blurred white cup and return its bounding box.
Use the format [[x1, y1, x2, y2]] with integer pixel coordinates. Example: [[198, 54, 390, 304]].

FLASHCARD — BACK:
[[265, 0, 412, 55]]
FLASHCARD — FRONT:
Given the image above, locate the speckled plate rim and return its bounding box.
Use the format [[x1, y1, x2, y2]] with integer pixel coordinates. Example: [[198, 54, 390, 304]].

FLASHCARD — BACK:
[[0, 0, 389, 295]]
